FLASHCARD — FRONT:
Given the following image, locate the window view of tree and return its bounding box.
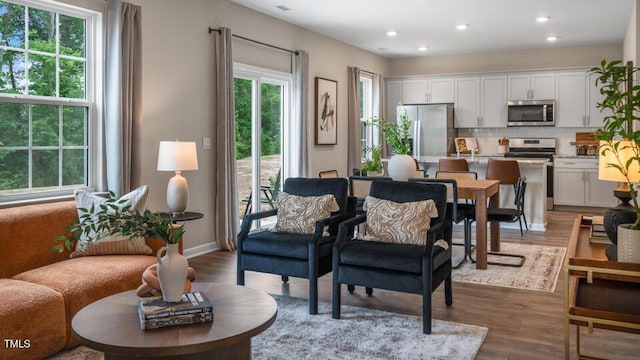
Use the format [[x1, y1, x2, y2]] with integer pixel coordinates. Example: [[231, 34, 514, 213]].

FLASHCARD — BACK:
[[0, 0, 89, 196]]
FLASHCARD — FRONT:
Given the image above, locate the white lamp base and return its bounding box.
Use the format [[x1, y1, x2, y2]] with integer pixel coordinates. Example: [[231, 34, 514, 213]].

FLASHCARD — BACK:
[[167, 171, 189, 215]]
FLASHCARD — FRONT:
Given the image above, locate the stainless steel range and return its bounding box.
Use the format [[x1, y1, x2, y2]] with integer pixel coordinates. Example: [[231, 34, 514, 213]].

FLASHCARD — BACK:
[[503, 138, 556, 210]]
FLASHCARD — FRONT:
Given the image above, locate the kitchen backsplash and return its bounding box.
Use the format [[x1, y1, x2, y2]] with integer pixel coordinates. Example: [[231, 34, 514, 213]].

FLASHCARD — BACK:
[[457, 127, 599, 156]]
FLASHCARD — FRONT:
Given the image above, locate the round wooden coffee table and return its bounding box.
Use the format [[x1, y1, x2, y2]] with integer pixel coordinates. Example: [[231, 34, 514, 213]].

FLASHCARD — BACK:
[[72, 283, 277, 360]]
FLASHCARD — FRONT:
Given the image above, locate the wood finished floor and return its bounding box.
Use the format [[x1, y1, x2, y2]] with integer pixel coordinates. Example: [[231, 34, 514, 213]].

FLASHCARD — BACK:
[[189, 210, 639, 359]]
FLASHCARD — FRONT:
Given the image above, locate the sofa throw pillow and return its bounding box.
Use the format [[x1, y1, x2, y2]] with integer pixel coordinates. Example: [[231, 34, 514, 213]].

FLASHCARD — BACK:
[[272, 192, 339, 235], [70, 185, 153, 258], [360, 195, 438, 246]]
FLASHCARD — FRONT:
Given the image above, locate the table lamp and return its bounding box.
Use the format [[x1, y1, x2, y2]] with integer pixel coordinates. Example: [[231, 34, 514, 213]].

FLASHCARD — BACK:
[[157, 140, 199, 215], [598, 140, 640, 247]]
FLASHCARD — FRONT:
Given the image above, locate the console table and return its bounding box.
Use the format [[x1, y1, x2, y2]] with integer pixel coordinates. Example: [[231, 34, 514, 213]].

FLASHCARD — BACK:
[[563, 215, 640, 359]]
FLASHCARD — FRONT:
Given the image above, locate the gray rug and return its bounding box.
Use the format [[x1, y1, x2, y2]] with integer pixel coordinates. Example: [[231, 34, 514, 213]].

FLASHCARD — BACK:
[[452, 242, 566, 293], [50, 296, 487, 360], [254, 295, 487, 360]]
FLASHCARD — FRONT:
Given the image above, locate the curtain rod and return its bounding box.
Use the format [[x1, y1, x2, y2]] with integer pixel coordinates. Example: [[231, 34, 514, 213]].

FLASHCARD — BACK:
[[208, 27, 298, 55]]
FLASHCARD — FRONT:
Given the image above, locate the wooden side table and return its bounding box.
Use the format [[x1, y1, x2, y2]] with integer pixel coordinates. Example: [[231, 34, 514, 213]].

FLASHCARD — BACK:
[[563, 215, 640, 359], [72, 283, 277, 360]]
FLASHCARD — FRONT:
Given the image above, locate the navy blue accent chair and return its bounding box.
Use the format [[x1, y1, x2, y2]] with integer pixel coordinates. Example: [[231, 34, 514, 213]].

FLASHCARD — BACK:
[[237, 177, 354, 314], [332, 180, 453, 334]]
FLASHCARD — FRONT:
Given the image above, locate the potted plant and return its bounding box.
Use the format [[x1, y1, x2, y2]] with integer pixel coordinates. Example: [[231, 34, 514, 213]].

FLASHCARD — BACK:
[[367, 110, 415, 180], [361, 145, 384, 176], [53, 193, 188, 301], [590, 59, 640, 262]]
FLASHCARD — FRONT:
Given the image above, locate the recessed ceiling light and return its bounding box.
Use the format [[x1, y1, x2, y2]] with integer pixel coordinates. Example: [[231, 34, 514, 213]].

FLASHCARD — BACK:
[[547, 36, 558, 42], [378, 47, 388, 51], [456, 24, 468, 31], [536, 16, 550, 23], [418, 46, 428, 52], [275, 5, 291, 11], [386, 30, 398, 37]]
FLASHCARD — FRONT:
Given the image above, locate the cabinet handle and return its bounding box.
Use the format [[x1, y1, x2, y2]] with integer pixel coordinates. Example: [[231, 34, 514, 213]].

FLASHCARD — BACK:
[[586, 115, 590, 125], [425, 93, 428, 102]]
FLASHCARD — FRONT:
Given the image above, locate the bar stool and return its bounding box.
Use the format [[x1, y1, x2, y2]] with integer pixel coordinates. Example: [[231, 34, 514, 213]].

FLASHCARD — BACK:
[[438, 158, 469, 172]]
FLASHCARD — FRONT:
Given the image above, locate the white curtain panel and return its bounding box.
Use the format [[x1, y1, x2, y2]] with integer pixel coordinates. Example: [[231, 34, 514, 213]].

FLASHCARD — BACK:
[[104, 0, 142, 197], [347, 66, 361, 173], [290, 49, 309, 178], [212, 27, 239, 251]]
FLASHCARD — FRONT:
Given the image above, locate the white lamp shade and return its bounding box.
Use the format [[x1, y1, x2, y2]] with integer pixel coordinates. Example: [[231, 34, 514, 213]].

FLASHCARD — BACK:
[[598, 140, 640, 183], [157, 141, 199, 171]]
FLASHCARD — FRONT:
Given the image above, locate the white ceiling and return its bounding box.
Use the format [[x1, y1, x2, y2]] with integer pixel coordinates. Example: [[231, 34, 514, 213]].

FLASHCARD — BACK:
[[229, 0, 635, 58]]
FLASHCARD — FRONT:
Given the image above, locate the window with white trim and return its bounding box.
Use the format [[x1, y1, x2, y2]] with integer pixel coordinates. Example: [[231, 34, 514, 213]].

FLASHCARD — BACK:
[[360, 74, 374, 161], [0, 0, 101, 202]]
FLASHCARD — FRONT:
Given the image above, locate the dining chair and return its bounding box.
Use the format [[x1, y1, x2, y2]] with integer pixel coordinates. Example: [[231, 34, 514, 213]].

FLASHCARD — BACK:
[[433, 171, 479, 266], [319, 169, 339, 178], [485, 159, 527, 235], [438, 158, 469, 172], [465, 176, 527, 267], [409, 177, 471, 268]]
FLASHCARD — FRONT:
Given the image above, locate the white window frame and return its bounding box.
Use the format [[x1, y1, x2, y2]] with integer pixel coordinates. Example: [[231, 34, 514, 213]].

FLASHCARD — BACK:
[[233, 63, 292, 220], [0, 0, 102, 205], [360, 74, 375, 161]]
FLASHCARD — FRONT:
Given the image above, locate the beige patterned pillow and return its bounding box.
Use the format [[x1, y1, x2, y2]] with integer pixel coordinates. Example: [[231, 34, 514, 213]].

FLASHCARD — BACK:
[[361, 195, 438, 246], [70, 185, 153, 258], [272, 192, 339, 234]]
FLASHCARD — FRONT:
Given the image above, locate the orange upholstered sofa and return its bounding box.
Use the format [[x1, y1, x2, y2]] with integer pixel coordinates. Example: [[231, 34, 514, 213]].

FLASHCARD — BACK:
[[0, 200, 171, 360]]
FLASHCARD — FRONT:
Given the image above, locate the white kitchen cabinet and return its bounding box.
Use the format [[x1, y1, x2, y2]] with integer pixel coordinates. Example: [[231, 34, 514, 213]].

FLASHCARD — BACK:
[[454, 75, 506, 128], [454, 77, 480, 128], [386, 80, 402, 121], [481, 75, 508, 127], [508, 72, 555, 100], [427, 77, 455, 103], [555, 72, 587, 127], [401, 79, 428, 104], [401, 77, 454, 104], [587, 72, 608, 127], [554, 158, 617, 207]]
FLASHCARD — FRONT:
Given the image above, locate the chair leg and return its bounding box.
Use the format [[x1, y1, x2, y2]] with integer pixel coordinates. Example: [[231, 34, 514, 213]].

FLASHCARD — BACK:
[[445, 277, 453, 306], [332, 279, 341, 319], [365, 287, 373, 296], [518, 216, 524, 237], [281, 275, 289, 283], [309, 276, 318, 315], [347, 284, 355, 293], [523, 213, 528, 231], [422, 289, 432, 334], [237, 269, 245, 285]]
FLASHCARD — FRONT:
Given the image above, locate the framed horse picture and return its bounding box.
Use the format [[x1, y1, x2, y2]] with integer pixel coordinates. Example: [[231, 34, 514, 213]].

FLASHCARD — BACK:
[[315, 77, 338, 145]]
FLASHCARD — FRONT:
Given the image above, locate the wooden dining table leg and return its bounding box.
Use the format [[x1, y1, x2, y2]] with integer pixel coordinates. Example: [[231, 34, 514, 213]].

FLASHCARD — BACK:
[[475, 191, 488, 269], [489, 190, 500, 253]]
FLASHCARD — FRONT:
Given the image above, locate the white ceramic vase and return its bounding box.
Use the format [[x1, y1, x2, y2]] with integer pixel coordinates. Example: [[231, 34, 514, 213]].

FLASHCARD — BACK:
[[617, 224, 640, 263], [387, 154, 416, 181], [157, 243, 188, 302]]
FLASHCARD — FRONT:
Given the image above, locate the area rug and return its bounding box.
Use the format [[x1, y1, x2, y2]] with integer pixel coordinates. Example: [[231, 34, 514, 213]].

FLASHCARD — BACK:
[[50, 295, 488, 360], [452, 241, 566, 293], [253, 295, 487, 360]]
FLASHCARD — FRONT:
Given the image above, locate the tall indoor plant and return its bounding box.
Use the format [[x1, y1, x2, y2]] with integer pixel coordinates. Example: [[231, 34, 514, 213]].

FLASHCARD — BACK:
[[590, 59, 640, 261], [367, 110, 415, 180], [53, 194, 188, 301]]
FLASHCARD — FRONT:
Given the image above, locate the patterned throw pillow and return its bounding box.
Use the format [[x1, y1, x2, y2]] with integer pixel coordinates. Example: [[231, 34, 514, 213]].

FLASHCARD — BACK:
[[361, 195, 438, 246], [272, 192, 340, 234], [70, 185, 153, 258]]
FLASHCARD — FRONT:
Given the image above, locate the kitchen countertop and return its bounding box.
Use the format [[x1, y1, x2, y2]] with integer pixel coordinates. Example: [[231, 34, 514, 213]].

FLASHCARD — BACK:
[[418, 155, 549, 165]]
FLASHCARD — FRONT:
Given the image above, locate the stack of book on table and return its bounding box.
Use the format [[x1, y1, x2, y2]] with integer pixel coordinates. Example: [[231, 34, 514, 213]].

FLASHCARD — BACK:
[[138, 292, 214, 330], [582, 215, 612, 245]]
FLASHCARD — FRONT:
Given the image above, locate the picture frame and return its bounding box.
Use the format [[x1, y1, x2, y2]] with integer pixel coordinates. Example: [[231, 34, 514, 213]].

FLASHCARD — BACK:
[[314, 77, 338, 145]]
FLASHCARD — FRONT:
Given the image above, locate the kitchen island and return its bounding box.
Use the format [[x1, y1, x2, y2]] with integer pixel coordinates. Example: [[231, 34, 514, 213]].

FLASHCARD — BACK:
[[418, 155, 548, 231]]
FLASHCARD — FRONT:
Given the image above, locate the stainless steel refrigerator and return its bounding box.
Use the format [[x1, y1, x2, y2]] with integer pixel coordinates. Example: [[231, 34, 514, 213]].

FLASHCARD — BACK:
[[398, 104, 457, 157]]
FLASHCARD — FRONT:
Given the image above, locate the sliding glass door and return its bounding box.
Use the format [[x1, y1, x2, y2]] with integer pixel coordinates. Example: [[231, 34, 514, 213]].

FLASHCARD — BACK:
[[234, 64, 291, 226]]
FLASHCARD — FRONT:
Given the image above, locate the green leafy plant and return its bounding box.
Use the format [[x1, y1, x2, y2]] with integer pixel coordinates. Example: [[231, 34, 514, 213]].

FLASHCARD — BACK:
[[52, 192, 184, 253], [361, 145, 382, 173], [590, 59, 640, 229], [367, 111, 412, 155]]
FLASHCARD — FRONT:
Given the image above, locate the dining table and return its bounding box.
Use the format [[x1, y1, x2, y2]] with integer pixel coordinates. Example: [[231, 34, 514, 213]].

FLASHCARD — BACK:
[[455, 178, 501, 270]]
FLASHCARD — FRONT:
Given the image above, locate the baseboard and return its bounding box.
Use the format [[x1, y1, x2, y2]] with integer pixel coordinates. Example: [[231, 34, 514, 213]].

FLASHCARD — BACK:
[[184, 242, 218, 259]]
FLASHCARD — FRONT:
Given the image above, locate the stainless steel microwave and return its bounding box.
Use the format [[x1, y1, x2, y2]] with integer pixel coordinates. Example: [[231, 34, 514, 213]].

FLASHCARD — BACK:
[[507, 100, 555, 126]]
